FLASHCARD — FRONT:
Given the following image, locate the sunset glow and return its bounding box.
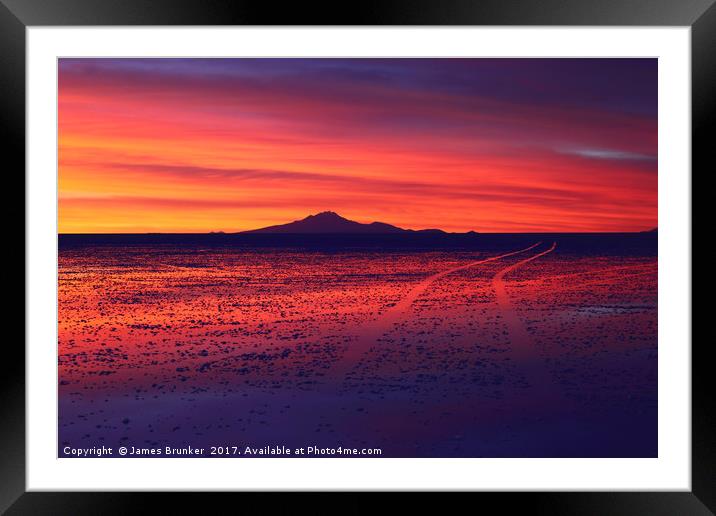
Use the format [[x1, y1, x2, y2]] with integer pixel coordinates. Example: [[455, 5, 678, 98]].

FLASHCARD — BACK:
[[58, 58, 657, 233]]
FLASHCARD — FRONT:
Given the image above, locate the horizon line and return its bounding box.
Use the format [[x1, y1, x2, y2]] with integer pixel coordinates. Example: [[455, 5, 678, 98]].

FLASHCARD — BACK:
[[58, 229, 657, 236]]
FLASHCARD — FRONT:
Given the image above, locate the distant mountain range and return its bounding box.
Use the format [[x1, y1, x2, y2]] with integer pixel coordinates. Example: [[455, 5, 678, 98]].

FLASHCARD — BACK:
[[242, 211, 475, 235]]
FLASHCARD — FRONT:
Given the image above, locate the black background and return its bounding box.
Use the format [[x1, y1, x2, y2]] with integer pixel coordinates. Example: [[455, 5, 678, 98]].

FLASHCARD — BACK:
[[1, 0, 712, 514]]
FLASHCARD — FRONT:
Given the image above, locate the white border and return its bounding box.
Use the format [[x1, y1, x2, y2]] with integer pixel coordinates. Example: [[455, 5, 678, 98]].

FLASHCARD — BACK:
[[27, 27, 691, 491]]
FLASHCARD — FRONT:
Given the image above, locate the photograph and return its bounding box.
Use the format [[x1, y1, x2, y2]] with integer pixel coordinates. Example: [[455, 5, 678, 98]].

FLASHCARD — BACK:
[[57, 57, 658, 459]]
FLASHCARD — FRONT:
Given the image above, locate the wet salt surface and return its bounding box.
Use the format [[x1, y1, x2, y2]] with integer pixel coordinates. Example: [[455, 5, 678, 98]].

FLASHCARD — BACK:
[[58, 239, 657, 457]]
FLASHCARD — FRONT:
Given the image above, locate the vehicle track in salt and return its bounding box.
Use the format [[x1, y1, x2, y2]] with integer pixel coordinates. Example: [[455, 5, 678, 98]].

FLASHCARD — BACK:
[[491, 242, 565, 404], [331, 242, 542, 380]]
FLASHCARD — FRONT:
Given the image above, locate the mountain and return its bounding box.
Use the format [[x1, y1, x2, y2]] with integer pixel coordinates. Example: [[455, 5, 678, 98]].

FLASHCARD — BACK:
[[243, 211, 452, 234]]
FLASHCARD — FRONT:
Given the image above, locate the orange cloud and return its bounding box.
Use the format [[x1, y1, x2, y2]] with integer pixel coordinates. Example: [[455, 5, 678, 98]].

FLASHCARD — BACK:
[[58, 58, 657, 233]]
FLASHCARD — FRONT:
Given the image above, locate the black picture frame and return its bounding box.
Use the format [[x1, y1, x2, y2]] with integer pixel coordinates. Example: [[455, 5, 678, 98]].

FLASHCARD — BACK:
[[2, 1, 711, 513]]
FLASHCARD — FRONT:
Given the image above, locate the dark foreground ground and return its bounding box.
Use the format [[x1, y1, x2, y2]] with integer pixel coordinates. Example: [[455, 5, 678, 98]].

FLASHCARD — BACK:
[[58, 233, 657, 457]]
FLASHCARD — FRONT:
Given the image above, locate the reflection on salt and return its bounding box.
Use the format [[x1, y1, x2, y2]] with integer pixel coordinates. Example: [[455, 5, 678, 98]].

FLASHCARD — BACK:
[[59, 237, 657, 457]]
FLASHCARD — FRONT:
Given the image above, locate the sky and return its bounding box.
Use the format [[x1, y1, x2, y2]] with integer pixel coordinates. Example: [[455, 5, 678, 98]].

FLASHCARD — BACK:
[[58, 58, 657, 233]]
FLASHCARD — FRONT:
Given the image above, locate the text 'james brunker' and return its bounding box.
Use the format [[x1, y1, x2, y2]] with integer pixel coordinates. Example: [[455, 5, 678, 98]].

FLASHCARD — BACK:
[[62, 445, 383, 457]]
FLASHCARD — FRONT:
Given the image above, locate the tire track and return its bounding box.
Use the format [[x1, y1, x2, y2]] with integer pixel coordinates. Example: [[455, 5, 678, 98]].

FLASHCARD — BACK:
[[491, 242, 562, 398], [331, 242, 542, 379]]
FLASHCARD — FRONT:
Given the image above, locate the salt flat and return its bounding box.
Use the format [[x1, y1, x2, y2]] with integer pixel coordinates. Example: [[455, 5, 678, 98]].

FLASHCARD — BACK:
[[58, 234, 657, 457]]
